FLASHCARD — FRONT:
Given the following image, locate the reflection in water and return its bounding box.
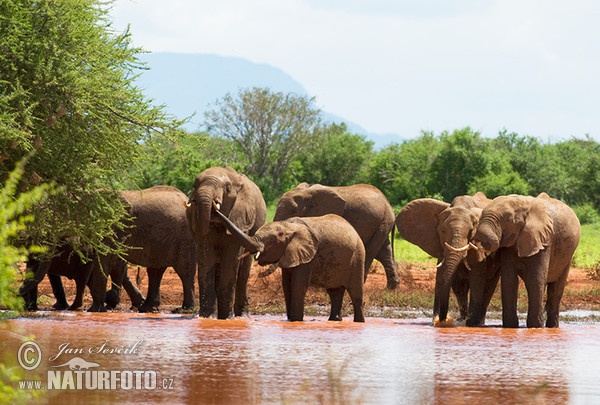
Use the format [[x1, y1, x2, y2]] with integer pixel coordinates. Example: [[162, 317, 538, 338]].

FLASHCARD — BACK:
[[1, 313, 600, 404]]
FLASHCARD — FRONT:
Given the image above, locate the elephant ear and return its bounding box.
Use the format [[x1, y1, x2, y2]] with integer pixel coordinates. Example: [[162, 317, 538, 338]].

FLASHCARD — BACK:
[[228, 172, 258, 234], [517, 198, 553, 257], [396, 198, 450, 259], [306, 185, 346, 216], [279, 219, 318, 268]]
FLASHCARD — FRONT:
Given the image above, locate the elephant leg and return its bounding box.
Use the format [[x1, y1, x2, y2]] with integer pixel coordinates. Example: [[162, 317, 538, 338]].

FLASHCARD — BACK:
[[216, 244, 241, 319], [480, 265, 501, 324], [70, 261, 94, 310], [104, 258, 129, 310], [545, 265, 570, 328], [432, 263, 443, 320], [346, 284, 365, 323], [87, 258, 108, 312], [173, 261, 196, 311], [139, 267, 167, 313], [122, 272, 145, 309], [199, 264, 217, 318], [234, 253, 251, 317], [523, 253, 549, 328], [20, 259, 51, 310], [288, 267, 311, 322], [375, 240, 400, 290], [281, 269, 293, 320], [326, 287, 345, 321], [197, 241, 218, 317], [451, 269, 469, 322], [500, 254, 519, 328], [49, 274, 69, 310]]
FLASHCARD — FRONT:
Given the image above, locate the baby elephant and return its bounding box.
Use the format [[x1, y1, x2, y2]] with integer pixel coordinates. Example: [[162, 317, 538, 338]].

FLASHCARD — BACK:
[[214, 209, 366, 322]]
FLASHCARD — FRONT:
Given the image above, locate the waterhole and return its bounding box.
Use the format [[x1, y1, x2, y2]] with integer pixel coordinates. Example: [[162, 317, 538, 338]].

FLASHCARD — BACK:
[[2, 313, 600, 404]]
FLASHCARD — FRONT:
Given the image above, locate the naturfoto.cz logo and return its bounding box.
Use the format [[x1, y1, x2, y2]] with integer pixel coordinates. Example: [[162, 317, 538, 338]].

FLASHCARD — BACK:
[[17, 340, 175, 391]]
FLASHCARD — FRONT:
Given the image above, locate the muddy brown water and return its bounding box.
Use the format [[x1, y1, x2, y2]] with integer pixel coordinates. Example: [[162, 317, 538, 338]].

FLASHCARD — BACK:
[[2, 312, 600, 404]]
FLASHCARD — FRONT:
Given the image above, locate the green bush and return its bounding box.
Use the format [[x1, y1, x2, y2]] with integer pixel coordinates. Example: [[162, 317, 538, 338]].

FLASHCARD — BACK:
[[573, 204, 600, 225]]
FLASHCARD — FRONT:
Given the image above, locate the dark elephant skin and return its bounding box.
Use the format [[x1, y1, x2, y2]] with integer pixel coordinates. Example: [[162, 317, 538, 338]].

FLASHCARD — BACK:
[[115, 186, 197, 313], [274, 183, 399, 289], [20, 245, 144, 312], [396, 192, 500, 325], [186, 167, 266, 319], [215, 210, 366, 322], [22, 186, 197, 312], [471, 193, 581, 328]]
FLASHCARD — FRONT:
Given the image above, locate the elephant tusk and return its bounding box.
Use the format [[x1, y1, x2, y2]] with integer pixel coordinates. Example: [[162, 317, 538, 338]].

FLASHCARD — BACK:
[[444, 242, 472, 253], [436, 259, 445, 268], [185, 201, 192, 208], [469, 242, 479, 251], [212, 201, 221, 211], [255, 251, 260, 260]]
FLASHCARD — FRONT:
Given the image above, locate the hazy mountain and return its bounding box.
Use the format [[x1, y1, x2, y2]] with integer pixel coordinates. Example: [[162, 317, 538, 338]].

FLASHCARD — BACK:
[[136, 52, 403, 148]]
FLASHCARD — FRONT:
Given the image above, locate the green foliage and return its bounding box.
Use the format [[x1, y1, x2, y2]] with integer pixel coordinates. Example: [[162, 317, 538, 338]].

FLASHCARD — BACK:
[[573, 204, 600, 225], [0, 157, 54, 311], [126, 132, 245, 194], [366, 131, 440, 206], [0, 0, 182, 251], [291, 123, 374, 187], [428, 127, 489, 201]]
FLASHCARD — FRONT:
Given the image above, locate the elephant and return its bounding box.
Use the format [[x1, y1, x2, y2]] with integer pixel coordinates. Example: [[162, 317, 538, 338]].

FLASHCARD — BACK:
[[111, 185, 198, 313], [273, 183, 399, 289], [214, 208, 366, 322], [186, 167, 267, 319], [20, 244, 144, 311], [21, 186, 197, 313], [469, 193, 581, 328], [396, 192, 500, 325]]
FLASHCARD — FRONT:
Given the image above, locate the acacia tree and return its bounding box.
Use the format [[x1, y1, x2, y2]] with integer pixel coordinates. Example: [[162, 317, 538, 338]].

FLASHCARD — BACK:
[[0, 0, 182, 253], [204, 87, 323, 196]]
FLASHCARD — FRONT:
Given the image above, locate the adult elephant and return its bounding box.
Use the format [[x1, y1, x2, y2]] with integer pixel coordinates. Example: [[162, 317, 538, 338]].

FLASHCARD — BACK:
[[114, 186, 197, 313], [395, 192, 500, 325], [186, 167, 266, 319], [470, 193, 581, 328], [214, 210, 366, 322], [273, 183, 399, 289]]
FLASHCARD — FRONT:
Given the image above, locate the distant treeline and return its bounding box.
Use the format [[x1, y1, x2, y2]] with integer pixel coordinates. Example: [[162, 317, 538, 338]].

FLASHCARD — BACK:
[[132, 127, 600, 222]]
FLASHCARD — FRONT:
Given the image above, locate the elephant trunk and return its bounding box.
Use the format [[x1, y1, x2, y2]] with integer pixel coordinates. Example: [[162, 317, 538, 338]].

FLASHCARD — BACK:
[[437, 250, 462, 322], [473, 220, 500, 260], [188, 189, 218, 237], [212, 207, 263, 253]]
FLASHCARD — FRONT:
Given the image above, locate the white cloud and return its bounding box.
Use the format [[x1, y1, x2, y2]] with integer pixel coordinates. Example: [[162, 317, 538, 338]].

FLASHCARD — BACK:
[[111, 0, 600, 140]]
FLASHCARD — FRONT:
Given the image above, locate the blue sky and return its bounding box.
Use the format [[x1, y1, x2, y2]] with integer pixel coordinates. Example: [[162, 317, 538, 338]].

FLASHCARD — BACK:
[[110, 0, 600, 142]]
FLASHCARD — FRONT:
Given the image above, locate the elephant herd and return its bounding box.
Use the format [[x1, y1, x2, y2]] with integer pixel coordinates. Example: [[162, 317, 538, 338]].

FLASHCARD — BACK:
[[20, 167, 581, 328]]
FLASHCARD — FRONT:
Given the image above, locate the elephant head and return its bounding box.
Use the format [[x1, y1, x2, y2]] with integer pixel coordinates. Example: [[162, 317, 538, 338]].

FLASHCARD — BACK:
[[186, 167, 261, 237], [274, 184, 346, 221], [396, 198, 482, 324], [472, 194, 553, 261], [213, 208, 318, 268]]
